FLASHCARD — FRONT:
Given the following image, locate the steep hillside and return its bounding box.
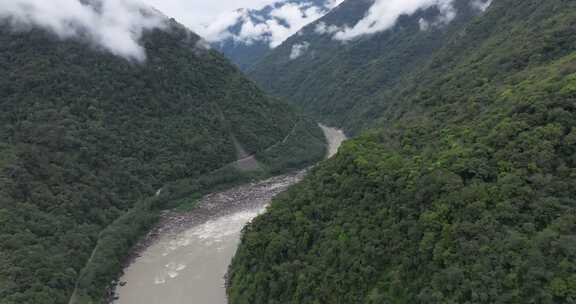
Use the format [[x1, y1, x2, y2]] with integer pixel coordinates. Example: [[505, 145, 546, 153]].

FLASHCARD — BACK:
[[209, 0, 341, 70], [229, 0, 576, 302], [247, 0, 486, 132], [0, 16, 325, 304]]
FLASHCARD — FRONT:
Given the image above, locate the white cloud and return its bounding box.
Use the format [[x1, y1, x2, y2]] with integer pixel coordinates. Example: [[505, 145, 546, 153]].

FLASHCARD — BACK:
[[267, 3, 325, 47], [326, 0, 344, 9], [195, 38, 212, 50], [239, 20, 271, 45], [141, 0, 277, 32], [0, 0, 166, 61], [471, 0, 493, 12], [419, 18, 431, 31], [435, 1, 457, 25], [201, 9, 244, 42], [334, 0, 456, 41], [289, 41, 309, 59], [418, 1, 456, 31], [205, 0, 344, 48], [315, 21, 339, 35], [0, 0, 343, 59]]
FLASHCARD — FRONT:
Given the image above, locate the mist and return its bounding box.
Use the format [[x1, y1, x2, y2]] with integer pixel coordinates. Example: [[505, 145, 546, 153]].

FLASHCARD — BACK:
[[205, 0, 343, 49], [471, 0, 493, 12], [334, 0, 456, 40], [332, 0, 496, 40], [0, 0, 167, 61], [289, 41, 310, 60]]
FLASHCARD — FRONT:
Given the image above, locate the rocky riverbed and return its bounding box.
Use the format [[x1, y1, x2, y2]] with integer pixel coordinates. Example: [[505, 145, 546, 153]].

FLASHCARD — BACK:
[[125, 170, 308, 267], [113, 125, 346, 304]]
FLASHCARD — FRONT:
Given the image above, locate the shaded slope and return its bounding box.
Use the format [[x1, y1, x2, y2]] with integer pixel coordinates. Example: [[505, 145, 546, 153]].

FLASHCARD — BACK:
[[247, 0, 483, 132]]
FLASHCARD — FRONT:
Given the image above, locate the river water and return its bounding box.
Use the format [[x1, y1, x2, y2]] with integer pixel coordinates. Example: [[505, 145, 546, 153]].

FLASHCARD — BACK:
[[114, 125, 346, 304]]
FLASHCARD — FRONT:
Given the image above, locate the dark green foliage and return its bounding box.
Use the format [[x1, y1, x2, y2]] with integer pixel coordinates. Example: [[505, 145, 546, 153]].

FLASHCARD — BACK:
[[257, 116, 327, 174], [248, 0, 479, 133], [173, 193, 203, 213], [72, 198, 159, 303], [0, 20, 325, 303], [229, 0, 576, 303]]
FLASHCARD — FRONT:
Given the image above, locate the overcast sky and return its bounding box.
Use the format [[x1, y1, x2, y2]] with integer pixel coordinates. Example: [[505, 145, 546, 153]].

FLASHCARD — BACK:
[[141, 0, 277, 33]]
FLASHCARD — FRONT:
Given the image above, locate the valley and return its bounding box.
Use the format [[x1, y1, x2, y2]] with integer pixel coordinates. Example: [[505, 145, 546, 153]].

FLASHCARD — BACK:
[[0, 11, 326, 304], [112, 125, 346, 304], [1, 0, 575, 303]]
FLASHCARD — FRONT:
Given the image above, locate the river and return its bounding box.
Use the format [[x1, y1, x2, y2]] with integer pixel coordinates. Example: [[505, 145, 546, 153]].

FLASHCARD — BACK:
[[113, 124, 346, 304]]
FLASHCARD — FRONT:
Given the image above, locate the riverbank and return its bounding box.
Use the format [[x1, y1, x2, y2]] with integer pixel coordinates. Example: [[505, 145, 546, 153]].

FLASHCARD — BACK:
[[123, 170, 308, 271], [112, 125, 346, 304]]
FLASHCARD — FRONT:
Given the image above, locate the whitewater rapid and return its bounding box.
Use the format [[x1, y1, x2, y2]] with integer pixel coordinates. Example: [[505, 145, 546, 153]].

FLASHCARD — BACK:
[[114, 125, 346, 304]]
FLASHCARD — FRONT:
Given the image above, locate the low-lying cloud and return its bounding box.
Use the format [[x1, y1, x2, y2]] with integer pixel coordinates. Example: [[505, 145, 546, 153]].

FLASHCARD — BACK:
[[334, 0, 457, 41], [315, 22, 339, 35], [418, 1, 457, 31], [471, 0, 493, 12], [0, 0, 167, 61], [325, 0, 494, 40], [205, 0, 343, 48], [289, 41, 310, 59]]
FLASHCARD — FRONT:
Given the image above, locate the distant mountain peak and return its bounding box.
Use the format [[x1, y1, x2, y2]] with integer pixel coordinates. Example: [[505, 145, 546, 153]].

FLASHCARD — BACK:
[[204, 0, 343, 69]]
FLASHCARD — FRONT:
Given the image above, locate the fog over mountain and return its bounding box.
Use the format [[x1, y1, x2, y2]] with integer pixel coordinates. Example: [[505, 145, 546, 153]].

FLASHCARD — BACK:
[[333, 0, 457, 40], [245, 0, 497, 131], [203, 0, 342, 69], [205, 0, 342, 47], [321, 0, 492, 41], [229, 0, 576, 302], [0, 0, 168, 61], [0, 0, 328, 302], [0, 0, 493, 64], [199, 0, 493, 68]]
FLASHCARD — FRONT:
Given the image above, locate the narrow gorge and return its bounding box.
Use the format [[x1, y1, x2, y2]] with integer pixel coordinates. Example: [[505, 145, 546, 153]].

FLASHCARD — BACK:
[[113, 125, 346, 304]]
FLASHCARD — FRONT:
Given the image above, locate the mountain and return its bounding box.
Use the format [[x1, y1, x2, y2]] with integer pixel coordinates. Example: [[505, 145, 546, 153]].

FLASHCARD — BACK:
[[246, 0, 489, 133], [228, 0, 576, 302], [0, 11, 325, 304], [207, 0, 342, 70]]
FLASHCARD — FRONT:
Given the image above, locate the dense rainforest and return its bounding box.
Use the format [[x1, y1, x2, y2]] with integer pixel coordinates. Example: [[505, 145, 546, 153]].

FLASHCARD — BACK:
[[229, 0, 576, 303], [0, 16, 325, 304]]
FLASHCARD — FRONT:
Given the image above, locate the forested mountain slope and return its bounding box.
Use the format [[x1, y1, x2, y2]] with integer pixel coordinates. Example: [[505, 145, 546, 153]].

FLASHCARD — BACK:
[[247, 0, 487, 132], [0, 17, 325, 304], [229, 0, 576, 303]]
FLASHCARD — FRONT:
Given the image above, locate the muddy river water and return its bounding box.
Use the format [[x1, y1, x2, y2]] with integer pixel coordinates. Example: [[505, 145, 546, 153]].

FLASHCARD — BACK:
[[114, 125, 346, 304]]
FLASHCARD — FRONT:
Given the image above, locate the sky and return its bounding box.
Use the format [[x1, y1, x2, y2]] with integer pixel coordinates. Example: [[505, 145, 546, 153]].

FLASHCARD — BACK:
[[141, 0, 277, 33], [0, 0, 328, 61], [0, 0, 494, 61], [142, 0, 343, 47], [139, 0, 486, 44]]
